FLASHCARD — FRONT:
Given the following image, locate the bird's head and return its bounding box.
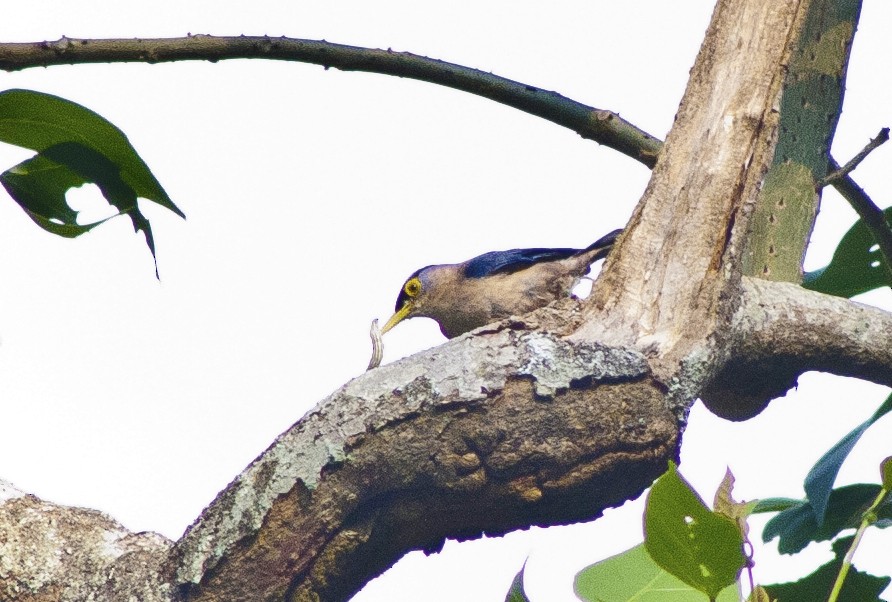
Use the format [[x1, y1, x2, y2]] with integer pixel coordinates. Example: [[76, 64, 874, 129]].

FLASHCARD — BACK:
[[380, 262, 497, 338], [380, 266, 434, 335]]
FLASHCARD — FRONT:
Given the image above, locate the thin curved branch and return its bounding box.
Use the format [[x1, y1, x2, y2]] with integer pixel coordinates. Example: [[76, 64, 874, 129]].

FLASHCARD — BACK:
[[1, 34, 881, 217], [0, 35, 662, 167], [830, 166, 892, 288]]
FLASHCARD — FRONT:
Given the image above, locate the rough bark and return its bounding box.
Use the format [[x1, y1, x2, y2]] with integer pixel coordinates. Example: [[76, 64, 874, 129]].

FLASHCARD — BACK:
[[0, 480, 176, 602], [704, 278, 892, 419], [170, 315, 672, 601], [4, 278, 889, 602], [168, 280, 892, 602], [3, 0, 891, 600]]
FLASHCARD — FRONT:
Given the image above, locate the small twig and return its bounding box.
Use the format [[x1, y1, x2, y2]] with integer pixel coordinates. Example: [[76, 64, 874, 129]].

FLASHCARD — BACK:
[[819, 128, 889, 188], [0, 35, 662, 168], [824, 154, 892, 288], [814, 128, 892, 288]]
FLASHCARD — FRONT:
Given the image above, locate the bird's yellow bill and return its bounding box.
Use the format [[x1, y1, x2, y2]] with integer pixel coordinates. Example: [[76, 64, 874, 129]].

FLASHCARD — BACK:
[[381, 302, 413, 334]]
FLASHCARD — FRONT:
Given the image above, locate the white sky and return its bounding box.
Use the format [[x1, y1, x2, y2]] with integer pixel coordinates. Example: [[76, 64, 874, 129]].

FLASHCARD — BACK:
[[0, 2, 890, 601]]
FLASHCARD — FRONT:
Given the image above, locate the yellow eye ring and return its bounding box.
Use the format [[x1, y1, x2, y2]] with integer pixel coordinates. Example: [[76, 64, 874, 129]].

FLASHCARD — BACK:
[[404, 277, 422, 297]]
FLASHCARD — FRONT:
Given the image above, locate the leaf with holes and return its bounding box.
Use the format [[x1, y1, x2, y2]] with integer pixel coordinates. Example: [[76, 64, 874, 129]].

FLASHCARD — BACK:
[[575, 543, 738, 602], [803, 207, 892, 297], [0, 89, 184, 274], [644, 463, 746, 600]]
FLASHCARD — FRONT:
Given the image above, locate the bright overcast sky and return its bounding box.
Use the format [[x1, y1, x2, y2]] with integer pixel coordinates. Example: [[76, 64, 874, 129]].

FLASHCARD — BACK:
[[1, 2, 890, 601]]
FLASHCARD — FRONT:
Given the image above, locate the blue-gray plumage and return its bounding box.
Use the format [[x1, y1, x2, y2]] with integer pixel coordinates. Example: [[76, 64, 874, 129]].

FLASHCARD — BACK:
[[463, 247, 582, 278], [382, 229, 621, 339]]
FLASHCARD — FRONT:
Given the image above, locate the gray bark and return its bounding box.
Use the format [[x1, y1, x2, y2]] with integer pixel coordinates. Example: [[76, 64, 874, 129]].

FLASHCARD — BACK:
[[3, 0, 890, 600]]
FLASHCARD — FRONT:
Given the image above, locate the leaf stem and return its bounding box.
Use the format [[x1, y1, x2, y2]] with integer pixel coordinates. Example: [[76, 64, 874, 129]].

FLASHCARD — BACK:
[[826, 486, 888, 602]]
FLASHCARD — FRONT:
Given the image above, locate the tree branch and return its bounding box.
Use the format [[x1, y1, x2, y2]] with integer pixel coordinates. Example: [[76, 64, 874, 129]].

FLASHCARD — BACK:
[[0, 35, 662, 167], [169, 320, 676, 601], [703, 278, 892, 419], [0, 480, 174, 601], [4, 279, 890, 601], [169, 281, 892, 600], [3, 2, 889, 600], [740, 278, 892, 385]]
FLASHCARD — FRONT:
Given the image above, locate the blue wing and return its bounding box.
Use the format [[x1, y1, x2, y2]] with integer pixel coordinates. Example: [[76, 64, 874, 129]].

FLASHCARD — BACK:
[[463, 247, 579, 278]]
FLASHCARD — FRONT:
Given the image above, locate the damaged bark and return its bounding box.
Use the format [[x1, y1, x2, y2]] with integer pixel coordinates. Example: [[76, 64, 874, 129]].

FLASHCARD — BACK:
[[2, 0, 890, 600], [170, 324, 673, 601]]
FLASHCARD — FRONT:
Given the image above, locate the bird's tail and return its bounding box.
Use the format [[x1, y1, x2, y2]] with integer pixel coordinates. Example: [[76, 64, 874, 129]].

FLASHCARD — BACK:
[[581, 228, 623, 260]]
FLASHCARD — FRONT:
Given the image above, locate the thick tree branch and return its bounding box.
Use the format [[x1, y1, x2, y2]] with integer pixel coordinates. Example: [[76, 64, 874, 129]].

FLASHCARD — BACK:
[[3, 281, 889, 601], [168, 281, 892, 601], [741, 0, 861, 282], [0, 480, 174, 601], [3, 1, 888, 600], [170, 315, 675, 601], [703, 278, 892, 419], [739, 279, 892, 385], [0, 35, 662, 167], [575, 0, 806, 358]]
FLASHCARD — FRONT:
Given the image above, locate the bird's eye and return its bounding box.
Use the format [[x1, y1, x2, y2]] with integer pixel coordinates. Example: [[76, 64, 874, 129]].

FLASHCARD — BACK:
[[404, 277, 422, 297]]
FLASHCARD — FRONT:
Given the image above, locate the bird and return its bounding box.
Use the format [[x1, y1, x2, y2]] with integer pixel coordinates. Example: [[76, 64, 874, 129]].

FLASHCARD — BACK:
[[380, 228, 622, 339]]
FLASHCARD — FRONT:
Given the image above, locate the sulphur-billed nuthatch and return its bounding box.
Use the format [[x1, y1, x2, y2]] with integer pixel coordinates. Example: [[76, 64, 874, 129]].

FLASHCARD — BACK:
[[381, 228, 621, 338]]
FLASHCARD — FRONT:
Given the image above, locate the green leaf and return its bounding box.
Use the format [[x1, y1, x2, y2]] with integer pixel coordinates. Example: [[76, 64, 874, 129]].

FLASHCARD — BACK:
[[763, 536, 890, 602], [505, 561, 531, 602], [752, 498, 804, 514], [804, 393, 892, 525], [881, 457, 892, 491], [0, 89, 182, 215], [0, 89, 184, 275], [762, 484, 892, 554], [802, 206, 892, 297], [0, 151, 109, 237], [574, 543, 739, 602], [644, 463, 746, 599]]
